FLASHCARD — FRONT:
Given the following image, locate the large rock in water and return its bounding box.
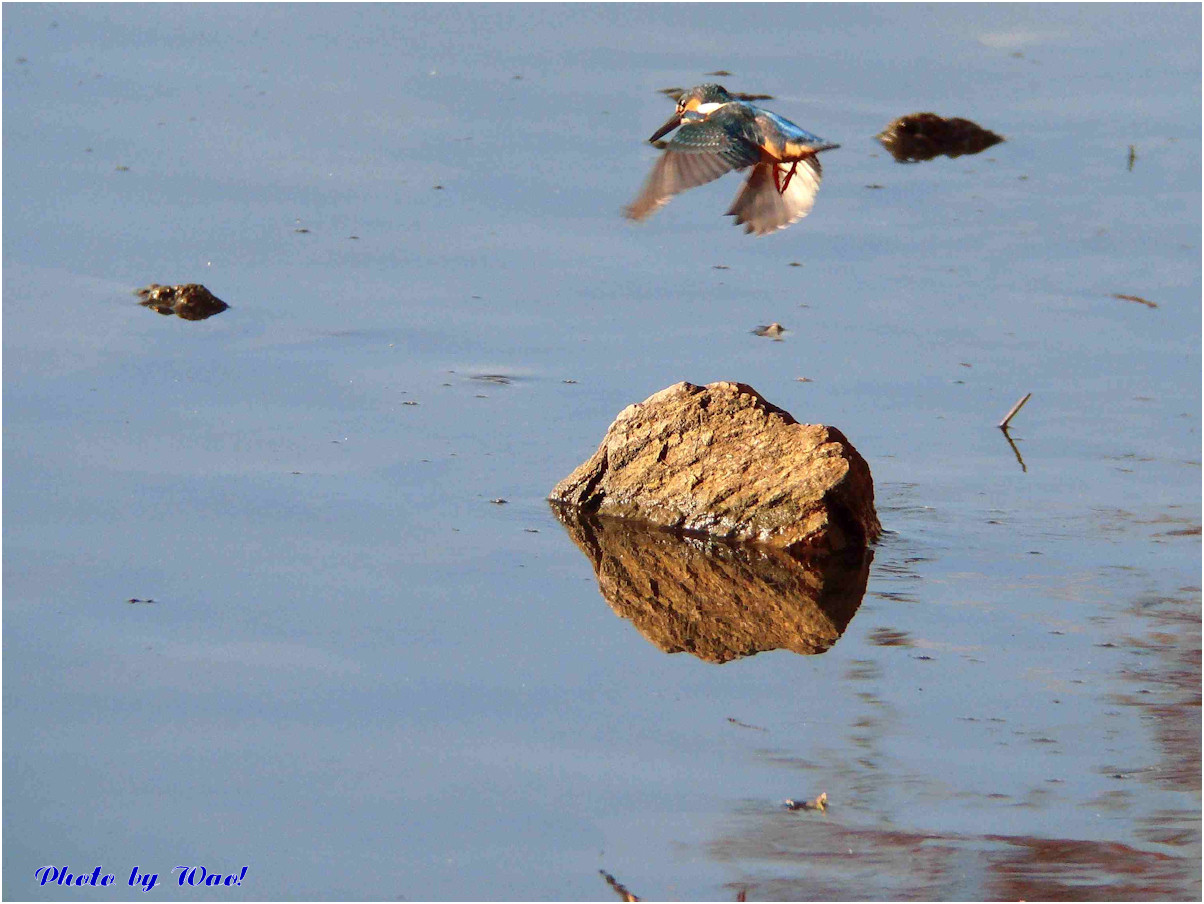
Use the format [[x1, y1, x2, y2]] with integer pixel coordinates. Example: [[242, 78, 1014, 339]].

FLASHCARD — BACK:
[[549, 381, 880, 554]]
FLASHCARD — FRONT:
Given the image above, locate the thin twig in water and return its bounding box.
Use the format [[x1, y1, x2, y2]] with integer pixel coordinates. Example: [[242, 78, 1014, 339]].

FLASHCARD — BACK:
[[727, 717, 768, 732], [998, 393, 1032, 430], [1113, 293, 1157, 308], [1001, 427, 1028, 473]]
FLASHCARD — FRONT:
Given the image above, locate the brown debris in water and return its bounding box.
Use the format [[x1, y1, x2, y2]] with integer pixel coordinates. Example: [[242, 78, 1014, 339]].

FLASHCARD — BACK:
[[877, 112, 1004, 162], [136, 283, 229, 321], [784, 791, 829, 811]]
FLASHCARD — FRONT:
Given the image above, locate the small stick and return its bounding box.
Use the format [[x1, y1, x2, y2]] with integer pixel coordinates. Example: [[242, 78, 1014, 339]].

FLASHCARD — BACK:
[[998, 392, 1032, 430], [1001, 428, 1028, 473], [1113, 293, 1157, 308]]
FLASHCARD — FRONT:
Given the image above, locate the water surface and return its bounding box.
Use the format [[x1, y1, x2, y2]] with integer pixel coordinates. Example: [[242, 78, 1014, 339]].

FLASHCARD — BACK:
[[4, 4, 1200, 900]]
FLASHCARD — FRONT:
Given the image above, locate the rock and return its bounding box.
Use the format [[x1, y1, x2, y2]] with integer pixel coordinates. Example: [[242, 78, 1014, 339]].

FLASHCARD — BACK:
[[136, 283, 229, 321], [753, 322, 787, 339], [549, 381, 880, 555], [550, 508, 870, 663], [784, 792, 828, 811], [876, 112, 1004, 163]]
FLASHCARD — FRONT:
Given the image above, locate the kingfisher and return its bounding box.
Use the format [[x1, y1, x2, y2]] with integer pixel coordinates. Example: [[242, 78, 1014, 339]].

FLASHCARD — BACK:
[[625, 84, 839, 235]]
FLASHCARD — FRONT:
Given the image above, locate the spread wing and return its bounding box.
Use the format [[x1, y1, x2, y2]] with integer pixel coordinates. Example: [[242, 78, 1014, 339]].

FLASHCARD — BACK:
[[726, 156, 823, 236], [624, 108, 762, 221]]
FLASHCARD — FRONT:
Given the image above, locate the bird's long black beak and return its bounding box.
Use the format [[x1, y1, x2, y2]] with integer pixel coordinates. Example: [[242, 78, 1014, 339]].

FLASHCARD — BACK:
[[648, 111, 682, 143]]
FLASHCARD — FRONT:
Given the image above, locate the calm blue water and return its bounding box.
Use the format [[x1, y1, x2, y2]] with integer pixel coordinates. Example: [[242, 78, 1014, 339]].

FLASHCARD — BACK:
[[5, 4, 1199, 900]]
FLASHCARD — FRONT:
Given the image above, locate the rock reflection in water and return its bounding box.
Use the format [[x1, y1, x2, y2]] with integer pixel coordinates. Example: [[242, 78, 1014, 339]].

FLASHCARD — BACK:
[[711, 815, 1196, 901], [551, 505, 870, 663]]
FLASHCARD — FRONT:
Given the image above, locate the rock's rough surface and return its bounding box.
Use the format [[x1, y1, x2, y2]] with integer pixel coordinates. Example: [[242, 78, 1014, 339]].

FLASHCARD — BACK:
[[549, 381, 880, 554]]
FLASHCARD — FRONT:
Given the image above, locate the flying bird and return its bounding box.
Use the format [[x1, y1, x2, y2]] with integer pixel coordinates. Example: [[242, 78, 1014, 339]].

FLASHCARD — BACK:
[[625, 84, 839, 235]]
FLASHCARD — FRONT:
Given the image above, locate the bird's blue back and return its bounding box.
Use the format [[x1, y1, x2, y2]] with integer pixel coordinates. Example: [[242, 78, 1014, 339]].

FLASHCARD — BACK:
[[755, 107, 830, 148]]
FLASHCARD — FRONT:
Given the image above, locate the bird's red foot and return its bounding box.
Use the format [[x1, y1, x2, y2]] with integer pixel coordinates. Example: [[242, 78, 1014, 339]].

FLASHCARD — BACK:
[[778, 161, 799, 195]]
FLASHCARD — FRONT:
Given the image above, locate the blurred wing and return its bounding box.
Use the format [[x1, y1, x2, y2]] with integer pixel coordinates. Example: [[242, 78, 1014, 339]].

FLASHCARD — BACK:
[[625, 113, 761, 221], [726, 156, 823, 236]]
